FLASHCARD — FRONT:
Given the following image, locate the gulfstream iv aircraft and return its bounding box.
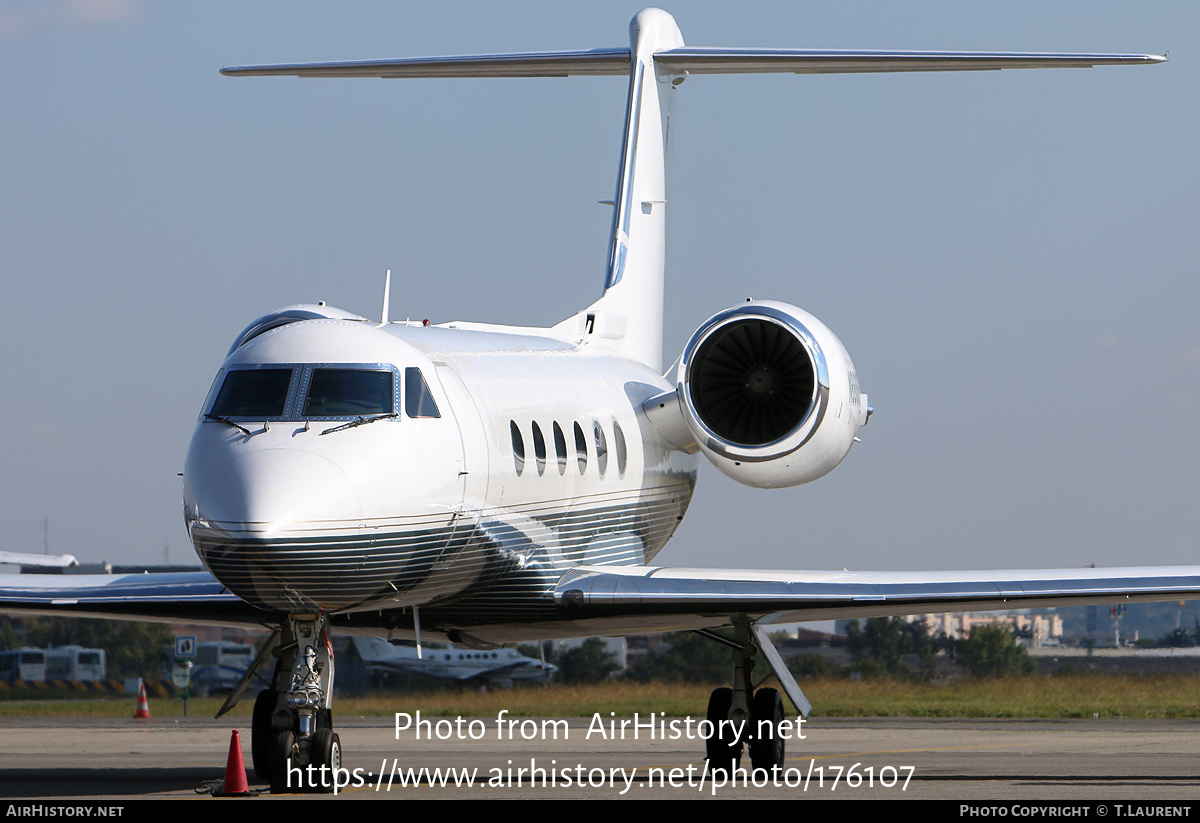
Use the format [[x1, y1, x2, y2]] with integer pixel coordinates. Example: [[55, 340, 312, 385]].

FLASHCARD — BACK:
[[1, 8, 1195, 792]]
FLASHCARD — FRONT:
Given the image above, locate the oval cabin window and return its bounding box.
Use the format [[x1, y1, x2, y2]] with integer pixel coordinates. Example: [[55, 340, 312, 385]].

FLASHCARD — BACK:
[[510, 421, 525, 476], [613, 420, 627, 478], [574, 422, 588, 475], [553, 422, 567, 476], [594, 420, 608, 478], [532, 421, 547, 476]]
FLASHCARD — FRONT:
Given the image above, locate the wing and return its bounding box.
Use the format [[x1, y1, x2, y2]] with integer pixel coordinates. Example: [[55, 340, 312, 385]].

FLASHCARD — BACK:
[[553, 564, 1200, 628], [544, 563, 1200, 719], [0, 571, 272, 629], [9, 564, 1197, 634]]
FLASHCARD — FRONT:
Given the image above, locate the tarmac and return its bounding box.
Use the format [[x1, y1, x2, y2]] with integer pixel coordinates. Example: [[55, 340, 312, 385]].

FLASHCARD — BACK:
[[3, 714, 1200, 800]]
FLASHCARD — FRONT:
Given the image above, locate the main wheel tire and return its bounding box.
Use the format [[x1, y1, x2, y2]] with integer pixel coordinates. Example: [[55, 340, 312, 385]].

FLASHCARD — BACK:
[[268, 729, 297, 794], [309, 728, 342, 793], [749, 687, 785, 774], [251, 689, 275, 779], [705, 687, 741, 778]]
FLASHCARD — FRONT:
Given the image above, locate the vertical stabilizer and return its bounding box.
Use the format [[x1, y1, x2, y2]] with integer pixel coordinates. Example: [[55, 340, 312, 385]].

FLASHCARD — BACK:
[[556, 9, 684, 371]]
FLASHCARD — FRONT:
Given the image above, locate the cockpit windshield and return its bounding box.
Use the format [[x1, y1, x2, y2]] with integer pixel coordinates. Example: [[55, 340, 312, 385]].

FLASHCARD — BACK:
[[303, 369, 394, 417], [204, 364, 404, 421], [209, 368, 292, 418]]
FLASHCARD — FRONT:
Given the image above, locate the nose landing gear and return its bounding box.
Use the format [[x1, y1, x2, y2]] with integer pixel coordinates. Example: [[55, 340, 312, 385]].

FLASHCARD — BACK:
[[249, 614, 340, 793]]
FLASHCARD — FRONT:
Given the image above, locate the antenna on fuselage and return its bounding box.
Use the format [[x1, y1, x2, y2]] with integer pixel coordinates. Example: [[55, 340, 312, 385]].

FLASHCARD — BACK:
[[381, 269, 392, 324]]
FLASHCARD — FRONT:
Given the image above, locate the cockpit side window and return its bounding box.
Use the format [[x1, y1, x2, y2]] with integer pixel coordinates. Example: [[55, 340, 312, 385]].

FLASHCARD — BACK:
[[404, 367, 441, 419], [200, 370, 225, 417], [210, 369, 293, 418], [303, 369, 394, 417]]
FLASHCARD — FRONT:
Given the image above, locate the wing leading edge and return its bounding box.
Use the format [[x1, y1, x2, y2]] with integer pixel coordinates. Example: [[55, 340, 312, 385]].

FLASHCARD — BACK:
[[0, 571, 271, 629], [555, 565, 1200, 626]]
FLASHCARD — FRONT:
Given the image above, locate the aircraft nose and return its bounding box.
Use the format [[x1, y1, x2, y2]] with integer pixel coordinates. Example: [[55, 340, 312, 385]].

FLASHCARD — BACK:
[[192, 447, 362, 530]]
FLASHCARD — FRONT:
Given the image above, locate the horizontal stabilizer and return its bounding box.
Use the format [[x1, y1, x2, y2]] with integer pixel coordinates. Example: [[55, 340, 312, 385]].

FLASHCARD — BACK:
[[221, 49, 632, 78], [221, 48, 1163, 80], [652, 48, 1166, 74]]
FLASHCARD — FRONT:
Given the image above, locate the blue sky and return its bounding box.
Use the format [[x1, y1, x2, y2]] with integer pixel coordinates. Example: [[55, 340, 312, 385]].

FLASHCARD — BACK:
[[2, 1, 1197, 574]]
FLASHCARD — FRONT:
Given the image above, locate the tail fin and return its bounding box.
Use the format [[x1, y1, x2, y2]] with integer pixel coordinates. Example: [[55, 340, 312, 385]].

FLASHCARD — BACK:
[[558, 8, 683, 371], [222, 9, 1163, 372]]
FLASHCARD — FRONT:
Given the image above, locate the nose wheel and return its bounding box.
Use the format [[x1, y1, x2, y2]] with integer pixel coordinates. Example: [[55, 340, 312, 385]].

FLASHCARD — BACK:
[[268, 729, 297, 794], [310, 728, 342, 791], [251, 687, 276, 779]]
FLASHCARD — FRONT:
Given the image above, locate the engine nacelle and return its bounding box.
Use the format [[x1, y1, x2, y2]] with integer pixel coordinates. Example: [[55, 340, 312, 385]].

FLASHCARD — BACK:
[[647, 301, 868, 488]]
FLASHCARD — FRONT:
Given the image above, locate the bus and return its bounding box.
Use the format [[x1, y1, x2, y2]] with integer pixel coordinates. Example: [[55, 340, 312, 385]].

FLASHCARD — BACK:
[[0, 648, 47, 682], [44, 646, 106, 682]]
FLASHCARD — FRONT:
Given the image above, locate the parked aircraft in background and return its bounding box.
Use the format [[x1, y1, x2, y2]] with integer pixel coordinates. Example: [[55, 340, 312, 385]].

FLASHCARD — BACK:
[[1, 8, 1194, 793], [352, 637, 553, 686], [0, 552, 77, 570], [168, 641, 257, 696]]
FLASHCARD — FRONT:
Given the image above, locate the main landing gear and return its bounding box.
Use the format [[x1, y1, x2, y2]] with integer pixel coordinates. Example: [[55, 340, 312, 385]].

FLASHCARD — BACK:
[[250, 614, 341, 793], [699, 615, 809, 779]]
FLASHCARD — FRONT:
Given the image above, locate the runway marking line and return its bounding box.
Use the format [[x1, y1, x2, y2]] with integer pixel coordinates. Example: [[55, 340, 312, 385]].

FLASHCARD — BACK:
[[802, 741, 1034, 760]]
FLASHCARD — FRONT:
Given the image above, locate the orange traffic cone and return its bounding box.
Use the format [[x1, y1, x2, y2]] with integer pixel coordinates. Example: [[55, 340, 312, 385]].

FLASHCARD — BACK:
[[134, 678, 151, 719], [217, 730, 251, 796]]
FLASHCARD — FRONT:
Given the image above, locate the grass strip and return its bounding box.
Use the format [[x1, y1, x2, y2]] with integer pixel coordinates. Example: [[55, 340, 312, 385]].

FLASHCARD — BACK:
[[3, 675, 1200, 719]]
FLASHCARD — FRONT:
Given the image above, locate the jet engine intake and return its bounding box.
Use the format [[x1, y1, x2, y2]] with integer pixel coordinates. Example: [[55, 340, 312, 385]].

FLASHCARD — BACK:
[[653, 301, 867, 488]]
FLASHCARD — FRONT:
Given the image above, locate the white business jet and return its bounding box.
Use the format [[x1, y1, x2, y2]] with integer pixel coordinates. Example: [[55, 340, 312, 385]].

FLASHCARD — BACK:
[[1, 8, 1193, 793]]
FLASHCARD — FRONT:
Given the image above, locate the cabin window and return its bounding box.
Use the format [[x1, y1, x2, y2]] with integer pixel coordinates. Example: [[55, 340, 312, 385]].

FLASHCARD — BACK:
[[532, 421, 547, 476], [303, 369, 393, 417], [404, 367, 441, 418], [613, 420, 628, 478], [552, 422, 567, 476], [574, 422, 588, 474], [511, 421, 525, 476], [594, 420, 608, 477], [210, 368, 293, 418]]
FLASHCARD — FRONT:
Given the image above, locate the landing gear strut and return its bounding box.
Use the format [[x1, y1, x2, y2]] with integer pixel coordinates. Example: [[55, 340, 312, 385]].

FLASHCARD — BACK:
[[251, 614, 339, 793], [699, 615, 802, 779]]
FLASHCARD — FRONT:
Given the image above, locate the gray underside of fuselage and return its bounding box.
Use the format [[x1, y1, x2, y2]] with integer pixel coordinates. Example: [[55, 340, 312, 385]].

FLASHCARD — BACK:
[[191, 486, 692, 622]]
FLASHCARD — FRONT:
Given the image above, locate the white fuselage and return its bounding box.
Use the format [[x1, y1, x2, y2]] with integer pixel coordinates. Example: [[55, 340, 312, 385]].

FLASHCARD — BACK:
[[183, 317, 698, 616]]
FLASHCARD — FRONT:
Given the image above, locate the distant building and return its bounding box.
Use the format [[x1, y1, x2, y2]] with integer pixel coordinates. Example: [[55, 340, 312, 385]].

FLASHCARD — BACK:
[[909, 612, 1063, 646]]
